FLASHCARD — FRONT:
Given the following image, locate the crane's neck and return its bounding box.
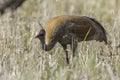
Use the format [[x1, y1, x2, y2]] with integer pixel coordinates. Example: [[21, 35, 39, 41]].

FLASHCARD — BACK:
[[38, 36, 45, 50], [38, 36, 56, 51]]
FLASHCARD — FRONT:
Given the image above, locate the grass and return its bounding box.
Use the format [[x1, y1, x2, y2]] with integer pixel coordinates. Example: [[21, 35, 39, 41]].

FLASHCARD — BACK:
[[0, 0, 120, 80]]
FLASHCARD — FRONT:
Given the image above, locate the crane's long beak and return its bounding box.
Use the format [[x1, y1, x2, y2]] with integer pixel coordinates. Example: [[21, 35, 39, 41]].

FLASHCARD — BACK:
[[34, 34, 39, 38]]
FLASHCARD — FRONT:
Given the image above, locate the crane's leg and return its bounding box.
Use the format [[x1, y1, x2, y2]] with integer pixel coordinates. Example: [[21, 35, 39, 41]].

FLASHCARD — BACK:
[[71, 38, 78, 57], [62, 45, 69, 64]]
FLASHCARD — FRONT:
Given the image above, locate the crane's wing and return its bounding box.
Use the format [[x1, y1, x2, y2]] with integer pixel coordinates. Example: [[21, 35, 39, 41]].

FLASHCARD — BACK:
[[67, 23, 95, 37]]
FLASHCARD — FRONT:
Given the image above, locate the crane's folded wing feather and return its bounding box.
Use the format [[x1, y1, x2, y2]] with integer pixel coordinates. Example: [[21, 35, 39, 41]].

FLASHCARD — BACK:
[[67, 23, 96, 37]]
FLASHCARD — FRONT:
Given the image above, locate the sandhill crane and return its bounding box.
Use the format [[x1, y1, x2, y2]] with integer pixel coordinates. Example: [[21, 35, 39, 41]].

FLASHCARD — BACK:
[[35, 15, 107, 64], [0, 0, 26, 15]]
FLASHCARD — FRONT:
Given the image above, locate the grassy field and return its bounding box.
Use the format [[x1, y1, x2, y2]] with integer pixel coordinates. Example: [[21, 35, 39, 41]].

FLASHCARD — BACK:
[[0, 0, 120, 80]]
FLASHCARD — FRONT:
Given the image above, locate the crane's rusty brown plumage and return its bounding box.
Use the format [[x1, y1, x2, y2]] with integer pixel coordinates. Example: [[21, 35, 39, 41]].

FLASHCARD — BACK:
[[35, 15, 107, 64]]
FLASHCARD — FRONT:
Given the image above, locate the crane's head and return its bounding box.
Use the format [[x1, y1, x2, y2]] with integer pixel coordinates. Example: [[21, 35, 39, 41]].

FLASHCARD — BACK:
[[35, 29, 45, 39], [35, 21, 45, 39], [35, 21, 56, 51]]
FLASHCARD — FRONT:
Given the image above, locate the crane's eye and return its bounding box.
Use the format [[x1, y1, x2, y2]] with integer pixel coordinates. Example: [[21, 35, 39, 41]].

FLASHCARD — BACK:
[[39, 30, 45, 36]]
